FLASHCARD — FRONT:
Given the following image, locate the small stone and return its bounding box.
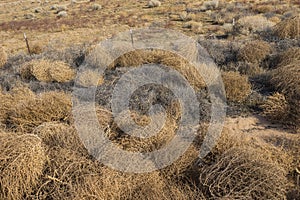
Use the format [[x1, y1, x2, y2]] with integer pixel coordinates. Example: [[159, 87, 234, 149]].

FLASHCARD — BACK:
[[148, 0, 161, 8], [24, 13, 35, 19], [57, 11, 67, 18]]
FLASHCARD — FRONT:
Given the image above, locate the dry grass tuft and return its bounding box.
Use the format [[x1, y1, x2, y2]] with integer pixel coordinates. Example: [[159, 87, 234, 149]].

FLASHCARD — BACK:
[[237, 40, 272, 64], [36, 147, 101, 199], [277, 47, 300, 68], [33, 122, 87, 155], [8, 91, 72, 133], [199, 145, 288, 199], [261, 92, 289, 123], [76, 69, 104, 87], [20, 59, 75, 83], [274, 15, 300, 39], [270, 61, 300, 129], [271, 61, 300, 97], [222, 71, 252, 102], [30, 42, 43, 55], [0, 85, 35, 126], [0, 132, 46, 200], [0, 46, 7, 68], [112, 49, 206, 90], [237, 15, 275, 35]]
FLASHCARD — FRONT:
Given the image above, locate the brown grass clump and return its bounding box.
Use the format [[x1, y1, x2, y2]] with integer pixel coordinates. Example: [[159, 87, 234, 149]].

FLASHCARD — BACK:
[[270, 61, 300, 129], [20, 59, 75, 83], [36, 147, 101, 199], [199, 146, 288, 199], [271, 61, 300, 96], [0, 132, 46, 200], [76, 69, 104, 87], [222, 71, 252, 102], [0, 85, 35, 126], [112, 49, 206, 90], [33, 122, 87, 155], [277, 47, 300, 68], [261, 92, 289, 123], [237, 40, 272, 64], [237, 15, 275, 35], [274, 15, 300, 39], [0, 46, 7, 68], [30, 42, 43, 54], [8, 91, 72, 133]]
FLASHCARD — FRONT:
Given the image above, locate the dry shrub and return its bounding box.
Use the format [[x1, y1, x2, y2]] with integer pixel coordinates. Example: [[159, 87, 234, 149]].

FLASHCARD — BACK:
[[199, 146, 288, 199], [111, 101, 180, 152], [112, 49, 206, 90], [271, 61, 300, 96], [276, 47, 300, 68], [260, 92, 289, 123], [31, 42, 43, 54], [8, 91, 72, 133], [0, 132, 46, 200], [0, 46, 7, 68], [76, 69, 104, 87], [0, 85, 35, 125], [20, 59, 75, 83], [36, 147, 101, 199], [237, 15, 275, 35], [237, 62, 265, 76], [253, 4, 274, 13], [222, 71, 252, 102], [274, 15, 300, 39], [270, 61, 300, 129], [237, 40, 272, 64], [33, 122, 87, 155]]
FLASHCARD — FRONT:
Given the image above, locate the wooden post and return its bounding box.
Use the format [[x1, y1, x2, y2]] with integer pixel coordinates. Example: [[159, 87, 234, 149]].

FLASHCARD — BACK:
[[130, 29, 134, 48], [23, 33, 31, 55]]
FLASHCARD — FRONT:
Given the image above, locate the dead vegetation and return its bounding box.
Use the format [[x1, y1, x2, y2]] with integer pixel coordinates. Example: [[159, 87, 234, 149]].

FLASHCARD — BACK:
[[270, 61, 300, 130], [237, 40, 272, 64], [20, 59, 75, 83], [0, 0, 300, 199], [110, 49, 206, 90], [222, 71, 252, 102], [261, 92, 289, 123], [0, 46, 7, 68], [276, 47, 300, 68], [274, 15, 300, 39], [0, 132, 46, 200], [7, 91, 72, 133]]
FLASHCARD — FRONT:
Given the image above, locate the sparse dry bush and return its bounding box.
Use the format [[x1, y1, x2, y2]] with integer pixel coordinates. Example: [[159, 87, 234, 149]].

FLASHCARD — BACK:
[[0, 85, 34, 126], [20, 59, 75, 83], [252, 4, 274, 13], [199, 146, 288, 199], [237, 15, 275, 35], [274, 15, 300, 39], [31, 42, 43, 54], [236, 62, 265, 76], [8, 91, 72, 133], [37, 147, 101, 199], [271, 61, 300, 97], [261, 92, 289, 123], [0, 46, 7, 68], [271, 61, 300, 129], [33, 122, 87, 154], [237, 40, 272, 64], [0, 133, 46, 200], [76, 69, 104, 87], [222, 71, 252, 102], [276, 47, 300, 67], [112, 49, 206, 90]]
